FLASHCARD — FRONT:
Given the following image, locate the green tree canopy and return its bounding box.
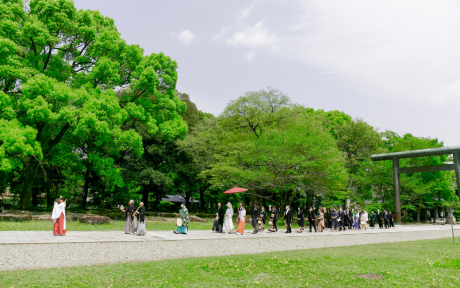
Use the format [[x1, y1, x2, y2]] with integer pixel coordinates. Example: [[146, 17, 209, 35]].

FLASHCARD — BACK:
[[0, 0, 186, 209]]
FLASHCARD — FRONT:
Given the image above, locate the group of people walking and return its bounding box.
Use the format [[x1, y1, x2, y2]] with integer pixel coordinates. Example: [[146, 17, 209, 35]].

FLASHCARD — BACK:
[[322, 207, 395, 231], [213, 203, 396, 234], [121, 200, 147, 236]]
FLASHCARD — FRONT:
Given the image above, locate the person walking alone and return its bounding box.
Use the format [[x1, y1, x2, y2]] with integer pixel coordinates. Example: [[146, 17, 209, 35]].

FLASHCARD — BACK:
[[251, 203, 259, 234]]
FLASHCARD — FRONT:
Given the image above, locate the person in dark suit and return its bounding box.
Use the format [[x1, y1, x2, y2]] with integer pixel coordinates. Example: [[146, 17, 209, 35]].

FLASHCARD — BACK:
[[384, 209, 389, 229], [251, 203, 259, 234], [217, 203, 224, 233], [389, 211, 395, 228], [284, 205, 293, 233], [307, 207, 317, 232], [377, 209, 384, 229], [338, 207, 345, 231]]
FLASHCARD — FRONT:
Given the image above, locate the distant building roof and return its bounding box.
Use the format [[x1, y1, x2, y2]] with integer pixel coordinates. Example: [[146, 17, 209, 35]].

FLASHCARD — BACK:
[[161, 195, 199, 203]]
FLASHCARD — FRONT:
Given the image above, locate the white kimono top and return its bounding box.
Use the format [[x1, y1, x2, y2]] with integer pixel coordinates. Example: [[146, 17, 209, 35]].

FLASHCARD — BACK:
[[52, 202, 66, 230], [238, 208, 246, 221]]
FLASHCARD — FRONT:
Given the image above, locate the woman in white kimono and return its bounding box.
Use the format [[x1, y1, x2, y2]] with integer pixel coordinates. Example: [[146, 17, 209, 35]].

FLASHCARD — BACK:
[[223, 202, 234, 234], [52, 197, 67, 236]]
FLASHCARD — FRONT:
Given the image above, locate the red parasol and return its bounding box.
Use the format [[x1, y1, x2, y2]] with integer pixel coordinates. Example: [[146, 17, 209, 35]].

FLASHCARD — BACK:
[[223, 186, 248, 194]]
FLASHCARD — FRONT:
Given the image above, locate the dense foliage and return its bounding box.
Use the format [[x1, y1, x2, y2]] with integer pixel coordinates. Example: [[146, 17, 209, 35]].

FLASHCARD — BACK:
[[0, 1, 457, 220]]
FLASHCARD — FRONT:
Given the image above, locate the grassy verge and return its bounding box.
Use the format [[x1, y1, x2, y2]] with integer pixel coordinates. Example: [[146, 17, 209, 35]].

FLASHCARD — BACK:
[[0, 220, 299, 231], [1, 238, 459, 287]]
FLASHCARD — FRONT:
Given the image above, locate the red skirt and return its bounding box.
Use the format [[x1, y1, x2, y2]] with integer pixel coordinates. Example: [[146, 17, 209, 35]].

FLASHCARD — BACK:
[[53, 213, 67, 235], [236, 218, 245, 234]]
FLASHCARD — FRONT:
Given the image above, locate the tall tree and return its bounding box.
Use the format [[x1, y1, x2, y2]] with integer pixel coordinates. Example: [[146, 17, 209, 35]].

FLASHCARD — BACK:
[[220, 86, 294, 138], [0, 0, 186, 209]]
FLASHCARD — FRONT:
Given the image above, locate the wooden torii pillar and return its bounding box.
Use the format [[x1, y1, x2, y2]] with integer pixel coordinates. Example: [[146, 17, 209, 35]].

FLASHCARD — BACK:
[[371, 146, 460, 225]]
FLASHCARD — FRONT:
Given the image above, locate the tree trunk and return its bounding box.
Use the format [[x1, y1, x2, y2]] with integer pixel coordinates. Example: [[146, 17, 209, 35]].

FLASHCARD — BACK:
[[82, 164, 90, 210], [417, 206, 421, 222], [32, 186, 38, 207], [17, 159, 40, 210]]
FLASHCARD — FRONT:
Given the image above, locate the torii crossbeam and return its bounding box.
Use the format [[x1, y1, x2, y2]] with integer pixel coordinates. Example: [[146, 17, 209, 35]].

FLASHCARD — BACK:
[[371, 146, 460, 225]]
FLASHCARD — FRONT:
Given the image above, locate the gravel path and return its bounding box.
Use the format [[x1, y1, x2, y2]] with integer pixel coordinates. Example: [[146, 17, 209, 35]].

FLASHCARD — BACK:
[[1, 228, 458, 271]]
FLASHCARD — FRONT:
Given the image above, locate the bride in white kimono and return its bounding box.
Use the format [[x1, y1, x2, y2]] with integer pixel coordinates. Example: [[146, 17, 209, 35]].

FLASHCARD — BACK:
[[223, 202, 234, 234]]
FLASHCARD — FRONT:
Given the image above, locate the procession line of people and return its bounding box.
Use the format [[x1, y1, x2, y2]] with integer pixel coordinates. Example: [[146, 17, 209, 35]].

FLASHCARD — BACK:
[[51, 198, 395, 237], [212, 203, 396, 235]]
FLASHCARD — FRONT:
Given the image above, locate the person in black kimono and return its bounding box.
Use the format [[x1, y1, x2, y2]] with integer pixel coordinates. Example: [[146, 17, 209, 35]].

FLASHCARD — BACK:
[[297, 207, 305, 233], [135, 202, 147, 235], [217, 203, 224, 233], [307, 207, 317, 232], [271, 205, 279, 232], [122, 200, 136, 234], [284, 205, 293, 233], [251, 203, 259, 234], [377, 209, 384, 229], [258, 206, 267, 231], [343, 208, 348, 231]]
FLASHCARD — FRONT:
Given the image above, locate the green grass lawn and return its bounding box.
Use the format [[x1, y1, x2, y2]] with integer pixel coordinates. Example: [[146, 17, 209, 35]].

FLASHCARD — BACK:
[[0, 220, 298, 231], [1, 238, 459, 287]]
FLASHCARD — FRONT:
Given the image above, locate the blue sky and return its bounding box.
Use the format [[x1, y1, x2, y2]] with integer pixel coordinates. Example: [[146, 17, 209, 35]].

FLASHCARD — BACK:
[[74, 0, 460, 146]]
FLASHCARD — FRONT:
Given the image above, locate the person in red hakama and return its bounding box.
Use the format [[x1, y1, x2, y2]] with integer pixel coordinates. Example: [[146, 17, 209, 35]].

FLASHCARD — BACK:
[[52, 197, 67, 236]]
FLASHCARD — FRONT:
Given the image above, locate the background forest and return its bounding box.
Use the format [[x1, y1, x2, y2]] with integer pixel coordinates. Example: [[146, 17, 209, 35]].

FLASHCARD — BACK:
[[0, 0, 458, 221]]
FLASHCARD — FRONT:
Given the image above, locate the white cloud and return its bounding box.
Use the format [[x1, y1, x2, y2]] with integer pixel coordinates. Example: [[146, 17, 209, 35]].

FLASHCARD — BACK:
[[285, 0, 460, 104], [212, 26, 231, 41], [178, 29, 196, 44], [240, 4, 254, 19], [225, 21, 279, 50], [243, 51, 256, 61]]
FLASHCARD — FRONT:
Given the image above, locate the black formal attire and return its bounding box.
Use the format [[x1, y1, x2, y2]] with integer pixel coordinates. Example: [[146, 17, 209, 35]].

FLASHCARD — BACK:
[[272, 209, 279, 231], [384, 212, 390, 228], [338, 210, 345, 231], [259, 210, 267, 224], [284, 209, 293, 233], [389, 213, 394, 228], [307, 209, 317, 232], [125, 204, 135, 219], [327, 211, 332, 229], [252, 206, 259, 233], [346, 211, 352, 229], [217, 206, 224, 232], [297, 210, 305, 228], [259, 210, 267, 231], [331, 210, 338, 229], [377, 211, 384, 229]]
